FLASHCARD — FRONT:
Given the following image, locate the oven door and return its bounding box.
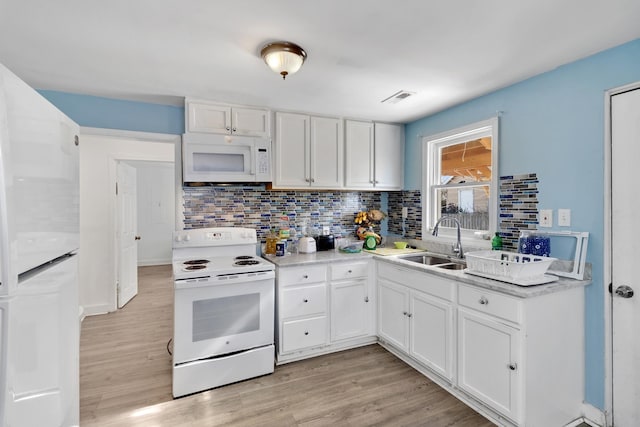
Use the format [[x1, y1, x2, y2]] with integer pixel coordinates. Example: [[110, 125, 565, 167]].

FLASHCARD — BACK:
[[173, 275, 274, 364]]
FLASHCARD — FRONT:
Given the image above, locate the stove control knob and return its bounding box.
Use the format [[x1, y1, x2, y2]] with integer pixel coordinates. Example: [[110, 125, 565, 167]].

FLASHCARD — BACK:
[[175, 235, 182, 242], [184, 235, 191, 242]]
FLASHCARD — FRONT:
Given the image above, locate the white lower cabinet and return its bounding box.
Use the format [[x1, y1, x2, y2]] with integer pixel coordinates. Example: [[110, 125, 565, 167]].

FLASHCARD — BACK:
[[276, 260, 375, 363], [458, 307, 521, 422], [378, 263, 455, 381], [376, 260, 586, 427]]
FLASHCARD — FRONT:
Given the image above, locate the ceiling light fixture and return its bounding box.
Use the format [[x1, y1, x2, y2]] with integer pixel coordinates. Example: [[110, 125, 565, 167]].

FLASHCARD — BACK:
[[260, 41, 307, 80]]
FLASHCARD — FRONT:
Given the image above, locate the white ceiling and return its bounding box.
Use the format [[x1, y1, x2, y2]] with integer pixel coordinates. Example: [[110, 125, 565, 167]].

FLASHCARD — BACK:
[[1, 0, 639, 123]]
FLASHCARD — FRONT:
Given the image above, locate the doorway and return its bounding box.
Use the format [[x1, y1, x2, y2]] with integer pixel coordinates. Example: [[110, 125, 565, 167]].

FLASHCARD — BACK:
[[79, 129, 180, 315], [607, 83, 640, 426]]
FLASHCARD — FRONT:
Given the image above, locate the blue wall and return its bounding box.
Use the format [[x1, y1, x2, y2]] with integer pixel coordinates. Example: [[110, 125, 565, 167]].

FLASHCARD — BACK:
[[405, 38, 640, 409], [38, 91, 184, 135]]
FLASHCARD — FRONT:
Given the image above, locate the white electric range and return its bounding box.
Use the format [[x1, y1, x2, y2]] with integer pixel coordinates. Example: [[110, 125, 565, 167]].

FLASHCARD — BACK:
[[171, 227, 275, 398]]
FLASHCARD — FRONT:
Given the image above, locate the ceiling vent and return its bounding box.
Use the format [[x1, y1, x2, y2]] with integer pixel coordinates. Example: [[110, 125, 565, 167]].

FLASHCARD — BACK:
[[381, 90, 415, 104]]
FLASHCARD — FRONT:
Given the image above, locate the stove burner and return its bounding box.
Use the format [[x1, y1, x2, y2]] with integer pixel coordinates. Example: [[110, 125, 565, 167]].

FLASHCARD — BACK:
[[234, 260, 260, 266], [184, 259, 210, 265], [185, 265, 207, 270], [234, 255, 254, 260]]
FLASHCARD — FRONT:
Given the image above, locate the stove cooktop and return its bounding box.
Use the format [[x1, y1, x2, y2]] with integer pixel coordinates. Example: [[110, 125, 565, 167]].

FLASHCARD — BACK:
[[172, 255, 274, 280]]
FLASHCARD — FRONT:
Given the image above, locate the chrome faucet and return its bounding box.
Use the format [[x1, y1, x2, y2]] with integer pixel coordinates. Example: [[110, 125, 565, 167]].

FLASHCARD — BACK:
[[432, 216, 464, 259]]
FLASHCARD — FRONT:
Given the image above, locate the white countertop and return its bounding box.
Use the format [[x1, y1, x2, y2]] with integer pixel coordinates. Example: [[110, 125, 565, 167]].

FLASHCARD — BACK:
[[263, 249, 592, 298]]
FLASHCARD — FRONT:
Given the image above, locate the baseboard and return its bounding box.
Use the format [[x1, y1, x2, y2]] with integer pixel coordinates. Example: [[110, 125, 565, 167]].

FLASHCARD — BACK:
[[581, 403, 607, 427], [138, 259, 171, 267], [81, 303, 113, 317]]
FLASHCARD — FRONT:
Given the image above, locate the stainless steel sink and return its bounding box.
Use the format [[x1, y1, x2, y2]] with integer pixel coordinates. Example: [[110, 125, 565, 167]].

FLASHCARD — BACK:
[[401, 255, 452, 265], [400, 254, 466, 270]]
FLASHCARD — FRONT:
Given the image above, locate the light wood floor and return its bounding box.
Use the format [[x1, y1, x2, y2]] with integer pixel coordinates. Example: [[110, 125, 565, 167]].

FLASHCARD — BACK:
[[80, 265, 495, 426]]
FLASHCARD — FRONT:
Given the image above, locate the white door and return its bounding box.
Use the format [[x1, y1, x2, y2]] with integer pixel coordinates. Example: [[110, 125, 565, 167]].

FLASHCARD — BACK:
[[330, 280, 368, 341], [373, 122, 404, 190], [344, 120, 374, 188], [116, 162, 138, 308], [611, 87, 640, 426], [274, 112, 310, 187]]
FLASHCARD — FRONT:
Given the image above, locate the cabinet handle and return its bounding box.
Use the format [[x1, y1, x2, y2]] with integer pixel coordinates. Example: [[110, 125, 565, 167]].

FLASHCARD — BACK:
[[508, 363, 517, 371], [348, 270, 352, 273], [370, 180, 374, 184], [364, 296, 369, 303], [232, 127, 237, 132], [374, 180, 379, 184], [303, 298, 309, 303], [304, 331, 309, 336], [305, 178, 310, 182], [407, 313, 413, 318], [479, 297, 489, 305], [225, 126, 231, 131], [403, 311, 408, 316], [310, 178, 315, 183], [303, 275, 308, 279]]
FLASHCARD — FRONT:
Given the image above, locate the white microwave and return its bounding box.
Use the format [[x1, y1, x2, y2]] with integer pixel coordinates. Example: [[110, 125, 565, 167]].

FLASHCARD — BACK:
[[182, 133, 272, 183]]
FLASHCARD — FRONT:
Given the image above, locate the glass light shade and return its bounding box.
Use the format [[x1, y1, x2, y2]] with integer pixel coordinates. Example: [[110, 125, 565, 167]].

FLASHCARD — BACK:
[[261, 42, 307, 79]]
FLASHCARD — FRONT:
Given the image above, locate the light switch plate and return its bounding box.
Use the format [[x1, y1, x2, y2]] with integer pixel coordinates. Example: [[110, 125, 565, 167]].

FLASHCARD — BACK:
[[539, 209, 553, 227], [558, 209, 571, 226]]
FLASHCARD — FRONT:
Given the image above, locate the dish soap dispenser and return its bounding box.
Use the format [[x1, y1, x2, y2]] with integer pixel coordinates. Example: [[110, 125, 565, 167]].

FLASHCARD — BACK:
[[491, 232, 503, 251]]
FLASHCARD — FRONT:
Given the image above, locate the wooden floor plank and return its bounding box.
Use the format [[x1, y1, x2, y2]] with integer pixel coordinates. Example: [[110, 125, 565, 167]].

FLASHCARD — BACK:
[[80, 265, 494, 426]]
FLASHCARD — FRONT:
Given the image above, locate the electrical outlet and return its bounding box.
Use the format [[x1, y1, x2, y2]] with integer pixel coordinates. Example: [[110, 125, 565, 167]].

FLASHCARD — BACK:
[[539, 209, 553, 228], [558, 209, 571, 226], [402, 206, 408, 219]]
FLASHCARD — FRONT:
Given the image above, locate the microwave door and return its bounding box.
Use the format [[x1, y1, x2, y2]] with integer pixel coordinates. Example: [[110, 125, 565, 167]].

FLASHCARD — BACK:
[[184, 143, 253, 182]]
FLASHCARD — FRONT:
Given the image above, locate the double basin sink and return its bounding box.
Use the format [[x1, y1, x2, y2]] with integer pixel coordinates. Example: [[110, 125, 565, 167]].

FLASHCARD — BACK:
[[399, 254, 467, 271]]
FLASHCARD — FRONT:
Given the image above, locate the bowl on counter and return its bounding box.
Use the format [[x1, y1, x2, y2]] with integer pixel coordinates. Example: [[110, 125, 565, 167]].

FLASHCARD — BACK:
[[394, 241, 408, 249]]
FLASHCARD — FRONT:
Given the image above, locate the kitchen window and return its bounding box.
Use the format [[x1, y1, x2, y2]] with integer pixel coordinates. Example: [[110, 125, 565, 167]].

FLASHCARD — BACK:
[[422, 118, 499, 240]]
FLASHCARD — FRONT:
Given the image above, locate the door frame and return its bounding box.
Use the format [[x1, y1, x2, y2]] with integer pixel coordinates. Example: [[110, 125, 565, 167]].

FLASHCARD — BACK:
[[82, 127, 181, 312], [604, 80, 640, 427]]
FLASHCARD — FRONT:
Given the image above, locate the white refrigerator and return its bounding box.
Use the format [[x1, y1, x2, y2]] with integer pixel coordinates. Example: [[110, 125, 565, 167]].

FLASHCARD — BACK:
[[0, 63, 80, 426]]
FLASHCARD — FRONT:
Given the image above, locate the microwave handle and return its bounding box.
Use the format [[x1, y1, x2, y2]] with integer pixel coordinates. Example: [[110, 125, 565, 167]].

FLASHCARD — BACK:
[[250, 148, 256, 175]]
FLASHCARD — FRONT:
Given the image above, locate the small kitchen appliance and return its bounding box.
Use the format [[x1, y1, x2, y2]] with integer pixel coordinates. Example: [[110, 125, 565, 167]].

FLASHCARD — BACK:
[[315, 235, 335, 251], [298, 236, 317, 253], [171, 227, 275, 398]]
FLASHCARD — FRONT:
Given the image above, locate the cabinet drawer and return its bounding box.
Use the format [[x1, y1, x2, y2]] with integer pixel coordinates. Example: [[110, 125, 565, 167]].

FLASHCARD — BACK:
[[377, 262, 454, 301], [458, 284, 522, 324], [278, 265, 327, 287], [282, 316, 327, 352], [280, 284, 326, 318], [331, 262, 369, 280]]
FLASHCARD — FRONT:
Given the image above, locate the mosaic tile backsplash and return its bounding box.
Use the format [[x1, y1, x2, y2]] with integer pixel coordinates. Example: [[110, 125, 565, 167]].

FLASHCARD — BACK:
[[387, 190, 423, 239], [183, 186, 382, 241], [499, 173, 539, 250]]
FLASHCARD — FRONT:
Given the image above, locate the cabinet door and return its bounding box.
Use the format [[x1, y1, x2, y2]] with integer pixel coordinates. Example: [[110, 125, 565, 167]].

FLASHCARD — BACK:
[[310, 116, 343, 188], [458, 308, 522, 423], [410, 290, 454, 380], [330, 279, 371, 342], [274, 112, 310, 188], [232, 107, 270, 137], [187, 102, 232, 134], [374, 122, 404, 190], [345, 120, 374, 189], [377, 279, 409, 351]]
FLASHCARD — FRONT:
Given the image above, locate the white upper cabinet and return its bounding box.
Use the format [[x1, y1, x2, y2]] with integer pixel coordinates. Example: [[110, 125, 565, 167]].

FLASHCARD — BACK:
[[345, 120, 404, 190], [186, 99, 270, 137], [273, 112, 343, 189], [344, 120, 374, 188], [373, 122, 404, 190]]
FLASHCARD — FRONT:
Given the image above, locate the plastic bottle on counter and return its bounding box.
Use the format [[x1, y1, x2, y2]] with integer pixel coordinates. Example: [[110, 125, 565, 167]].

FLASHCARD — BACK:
[[278, 212, 291, 240], [491, 232, 503, 250]]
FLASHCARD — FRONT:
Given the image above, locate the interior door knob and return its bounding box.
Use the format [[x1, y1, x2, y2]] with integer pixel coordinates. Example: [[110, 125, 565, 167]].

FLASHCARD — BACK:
[[135, 236, 141, 241], [615, 285, 634, 298]]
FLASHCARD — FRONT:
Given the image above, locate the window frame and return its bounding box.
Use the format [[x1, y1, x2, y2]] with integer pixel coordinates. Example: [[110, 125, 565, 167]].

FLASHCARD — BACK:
[[421, 117, 499, 242]]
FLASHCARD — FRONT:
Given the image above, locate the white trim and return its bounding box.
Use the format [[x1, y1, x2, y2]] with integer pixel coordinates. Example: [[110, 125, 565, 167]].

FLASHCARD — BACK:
[[421, 117, 499, 239], [81, 126, 184, 231], [137, 259, 172, 267], [603, 80, 640, 427]]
